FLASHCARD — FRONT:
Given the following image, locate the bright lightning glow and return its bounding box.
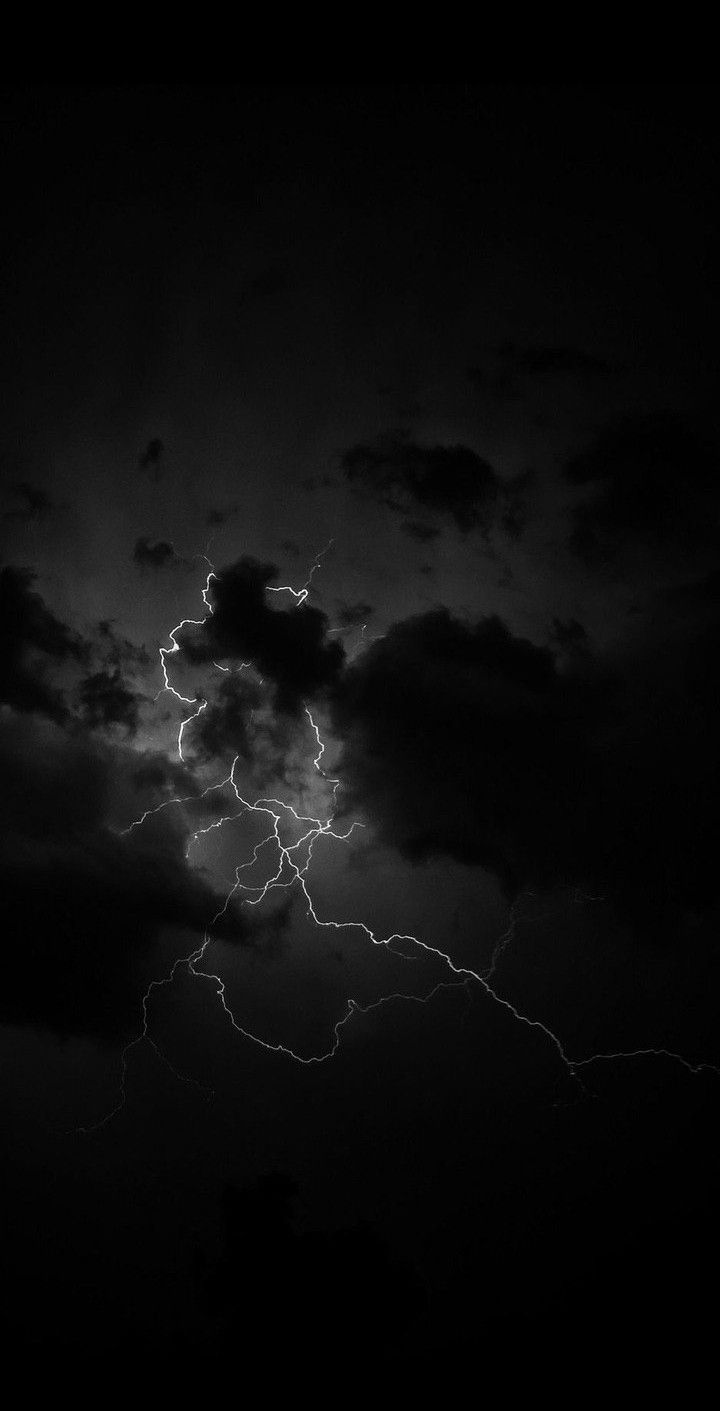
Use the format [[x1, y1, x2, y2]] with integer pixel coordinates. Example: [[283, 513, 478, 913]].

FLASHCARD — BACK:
[[83, 546, 720, 1131], [156, 560, 216, 760], [266, 538, 334, 606]]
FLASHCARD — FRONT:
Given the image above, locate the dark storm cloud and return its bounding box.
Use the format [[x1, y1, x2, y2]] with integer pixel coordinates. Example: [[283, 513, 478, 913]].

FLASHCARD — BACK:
[[0, 714, 270, 1042], [342, 431, 507, 536], [189, 672, 323, 801], [336, 601, 374, 627], [0, 565, 87, 721], [181, 557, 344, 714], [78, 666, 144, 735], [138, 437, 165, 479], [191, 673, 261, 764], [133, 537, 182, 571], [2, 481, 54, 523], [206, 504, 240, 528], [550, 617, 590, 658], [96, 619, 151, 673], [1, 568, 154, 736], [331, 610, 599, 898], [564, 411, 720, 564], [330, 606, 720, 940]]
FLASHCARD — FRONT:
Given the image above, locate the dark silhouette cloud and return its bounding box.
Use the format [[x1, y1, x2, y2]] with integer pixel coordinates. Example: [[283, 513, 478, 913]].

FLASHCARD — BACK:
[[0, 715, 269, 1041], [0, 565, 87, 721], [138, 438, 164, 479], [191, 673, 261, 764], [550, 617, 590, 658], [1, 569, 154, 733], [336, 600, 374, 627], [78, 666, 144, 735], [95, 619, 151, 673], [181, 556, 344, 714], [133, 537, 180, 571], [332, 610, 599, 888], [564, 411, 720, 564], [331, 605, 720, 939], [342, 431, 506, 535]]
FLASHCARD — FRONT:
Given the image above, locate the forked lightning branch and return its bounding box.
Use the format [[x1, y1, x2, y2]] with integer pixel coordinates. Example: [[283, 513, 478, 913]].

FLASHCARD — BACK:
[[77, 547, 720, 1132]]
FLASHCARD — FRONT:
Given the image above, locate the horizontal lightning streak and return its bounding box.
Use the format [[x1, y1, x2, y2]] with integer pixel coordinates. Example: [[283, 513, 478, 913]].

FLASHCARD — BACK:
[[266, 538, 334, 608]]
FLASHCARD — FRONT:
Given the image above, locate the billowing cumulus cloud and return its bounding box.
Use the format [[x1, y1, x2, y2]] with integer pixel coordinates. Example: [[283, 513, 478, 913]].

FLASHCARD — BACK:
[[1, 568, 153, 734], [95, 619, 151, 674], [0, 713, 272, 1041], [181, 557, 344, 714], [77, 666, 145, 735], [191, 672, 261, 765], [330, 606, 720, 940], [133, 537, 181, 571], [336, 600, 374, 627], [342, 431, 508, 536], [332, 610, 603, 888], [0, 570, 286, 1041], [0, 565, 87, 722]]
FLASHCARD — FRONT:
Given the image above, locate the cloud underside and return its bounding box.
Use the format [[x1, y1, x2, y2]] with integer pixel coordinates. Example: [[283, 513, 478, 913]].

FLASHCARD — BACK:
[[0, 715, 270, 1041], [331, 608, 720, 937], [181, 556, 343, 713], [1, 566, 150, 734], [0, 566, 292, 1041], [133, 537, 180, 571], [342, 432, 520, 536]]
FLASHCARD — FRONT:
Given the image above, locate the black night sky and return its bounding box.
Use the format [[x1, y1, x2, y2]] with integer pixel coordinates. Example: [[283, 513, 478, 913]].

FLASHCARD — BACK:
[[2, 84, 719, 1386]]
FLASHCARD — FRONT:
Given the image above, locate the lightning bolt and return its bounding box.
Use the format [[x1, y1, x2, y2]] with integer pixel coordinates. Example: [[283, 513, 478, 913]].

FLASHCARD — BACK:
[[80, 546, 720, 1132], [155, 559, 216, 760], [266, 537, 334, 607]]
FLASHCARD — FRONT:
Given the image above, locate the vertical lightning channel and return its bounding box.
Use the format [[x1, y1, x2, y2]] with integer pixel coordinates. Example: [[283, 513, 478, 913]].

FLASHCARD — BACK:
[[156, 560, 216, 761]]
